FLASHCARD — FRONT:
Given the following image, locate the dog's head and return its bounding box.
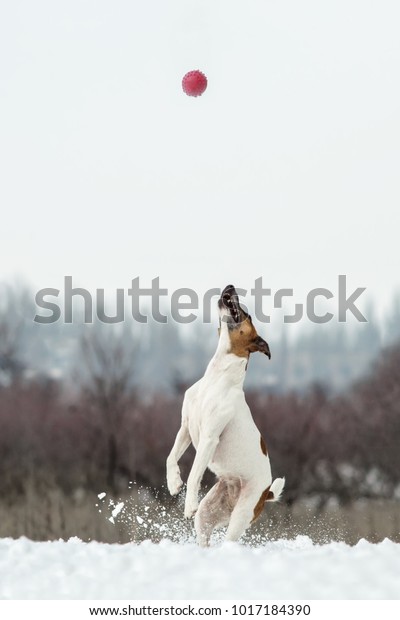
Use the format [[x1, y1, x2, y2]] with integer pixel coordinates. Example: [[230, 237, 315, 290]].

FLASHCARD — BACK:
[[218, 284, 271, 360]]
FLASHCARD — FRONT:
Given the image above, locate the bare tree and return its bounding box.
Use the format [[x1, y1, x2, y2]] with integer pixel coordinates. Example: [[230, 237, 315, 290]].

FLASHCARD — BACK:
[[77, 322, 137, 491], [0, 283, 33, 382]]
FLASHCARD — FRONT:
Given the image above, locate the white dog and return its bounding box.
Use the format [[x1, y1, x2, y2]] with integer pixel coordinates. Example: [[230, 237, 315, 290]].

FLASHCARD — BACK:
[[166, 284, 285, 546]]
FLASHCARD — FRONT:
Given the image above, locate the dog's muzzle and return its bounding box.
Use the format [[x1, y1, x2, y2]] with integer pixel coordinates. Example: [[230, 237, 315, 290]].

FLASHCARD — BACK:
[[218, 284, 247, 324]]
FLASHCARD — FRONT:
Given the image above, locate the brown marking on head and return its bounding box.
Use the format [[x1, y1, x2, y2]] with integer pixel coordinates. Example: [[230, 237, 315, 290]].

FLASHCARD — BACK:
[[252, 486, 274, 522], [228, 316, 259, 358], [227, 316, 271, 360], [260, 435, 268, 456]]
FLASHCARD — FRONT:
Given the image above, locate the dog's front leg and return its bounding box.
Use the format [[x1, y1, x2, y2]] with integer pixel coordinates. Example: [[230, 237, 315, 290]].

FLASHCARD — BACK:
[[184, 435, 219, 519], [166, 422, 191, 496]]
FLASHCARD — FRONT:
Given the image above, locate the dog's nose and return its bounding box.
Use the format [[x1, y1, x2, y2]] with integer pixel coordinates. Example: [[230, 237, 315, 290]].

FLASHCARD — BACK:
[[221, 284, 236, 297]]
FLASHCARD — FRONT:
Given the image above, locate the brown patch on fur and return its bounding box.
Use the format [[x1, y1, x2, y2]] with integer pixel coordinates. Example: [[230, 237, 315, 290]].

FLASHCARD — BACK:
[[228, 317, 259, 358], [260, 435, 268, 455], [227, 317, 271, 359], [252, 486, 274, 522]]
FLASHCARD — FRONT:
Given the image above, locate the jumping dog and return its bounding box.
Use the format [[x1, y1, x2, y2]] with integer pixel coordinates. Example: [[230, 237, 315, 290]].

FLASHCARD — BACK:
[[166, 284, 285, 545]]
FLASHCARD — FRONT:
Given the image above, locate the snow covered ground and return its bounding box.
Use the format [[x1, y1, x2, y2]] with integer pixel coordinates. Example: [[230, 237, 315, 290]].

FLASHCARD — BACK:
[[0, 535, 399, 600]]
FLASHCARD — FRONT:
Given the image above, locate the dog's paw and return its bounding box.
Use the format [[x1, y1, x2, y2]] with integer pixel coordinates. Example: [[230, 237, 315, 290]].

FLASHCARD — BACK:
[[167, 467, 183, 496], [184, 496, 198, 519]]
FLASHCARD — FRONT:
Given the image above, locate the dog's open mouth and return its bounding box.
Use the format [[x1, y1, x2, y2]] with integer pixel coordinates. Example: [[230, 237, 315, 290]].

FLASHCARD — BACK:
[[218, 284, 246, 324]]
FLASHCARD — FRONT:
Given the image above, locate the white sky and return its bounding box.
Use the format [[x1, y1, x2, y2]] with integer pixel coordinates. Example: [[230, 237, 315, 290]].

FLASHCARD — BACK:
[[0, 1, 399, 324]]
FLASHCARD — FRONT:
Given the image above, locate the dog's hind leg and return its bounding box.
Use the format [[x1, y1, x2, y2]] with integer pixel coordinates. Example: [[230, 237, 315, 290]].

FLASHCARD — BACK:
[[195, 481, 230, 547], [194, 478, 240, 547], [225, 482, 266, 542]]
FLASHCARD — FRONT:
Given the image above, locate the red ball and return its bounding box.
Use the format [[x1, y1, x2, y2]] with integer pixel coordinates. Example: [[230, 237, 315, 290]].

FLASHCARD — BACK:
[[182, 70, 208, 97]]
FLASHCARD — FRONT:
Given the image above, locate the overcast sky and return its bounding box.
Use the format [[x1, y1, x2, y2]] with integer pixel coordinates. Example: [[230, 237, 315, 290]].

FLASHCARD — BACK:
[[1, 1, 399, 326]]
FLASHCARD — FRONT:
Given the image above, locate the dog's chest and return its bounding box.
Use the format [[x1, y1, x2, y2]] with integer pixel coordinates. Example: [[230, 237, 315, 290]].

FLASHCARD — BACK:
[[184, 376, 247, 450], [186, 386, 216, 449]]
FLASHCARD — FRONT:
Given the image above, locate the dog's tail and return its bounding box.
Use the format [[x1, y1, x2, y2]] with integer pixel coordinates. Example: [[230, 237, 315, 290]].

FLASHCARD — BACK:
[[267, 477, 285, 502]]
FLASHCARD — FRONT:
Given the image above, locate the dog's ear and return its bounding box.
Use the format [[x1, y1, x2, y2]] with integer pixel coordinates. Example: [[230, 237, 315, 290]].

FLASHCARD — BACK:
[[249, 335, 271, 359]]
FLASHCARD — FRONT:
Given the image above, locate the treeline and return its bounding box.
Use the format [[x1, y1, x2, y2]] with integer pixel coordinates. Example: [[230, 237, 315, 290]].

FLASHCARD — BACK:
[[2, 282, 400, 395], [250, 341, 400, 505], [0, 322, 399, 505]]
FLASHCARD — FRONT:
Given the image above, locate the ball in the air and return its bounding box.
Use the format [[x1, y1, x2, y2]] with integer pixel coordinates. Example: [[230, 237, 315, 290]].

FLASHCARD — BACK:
[[182, 70, 208, 97]]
